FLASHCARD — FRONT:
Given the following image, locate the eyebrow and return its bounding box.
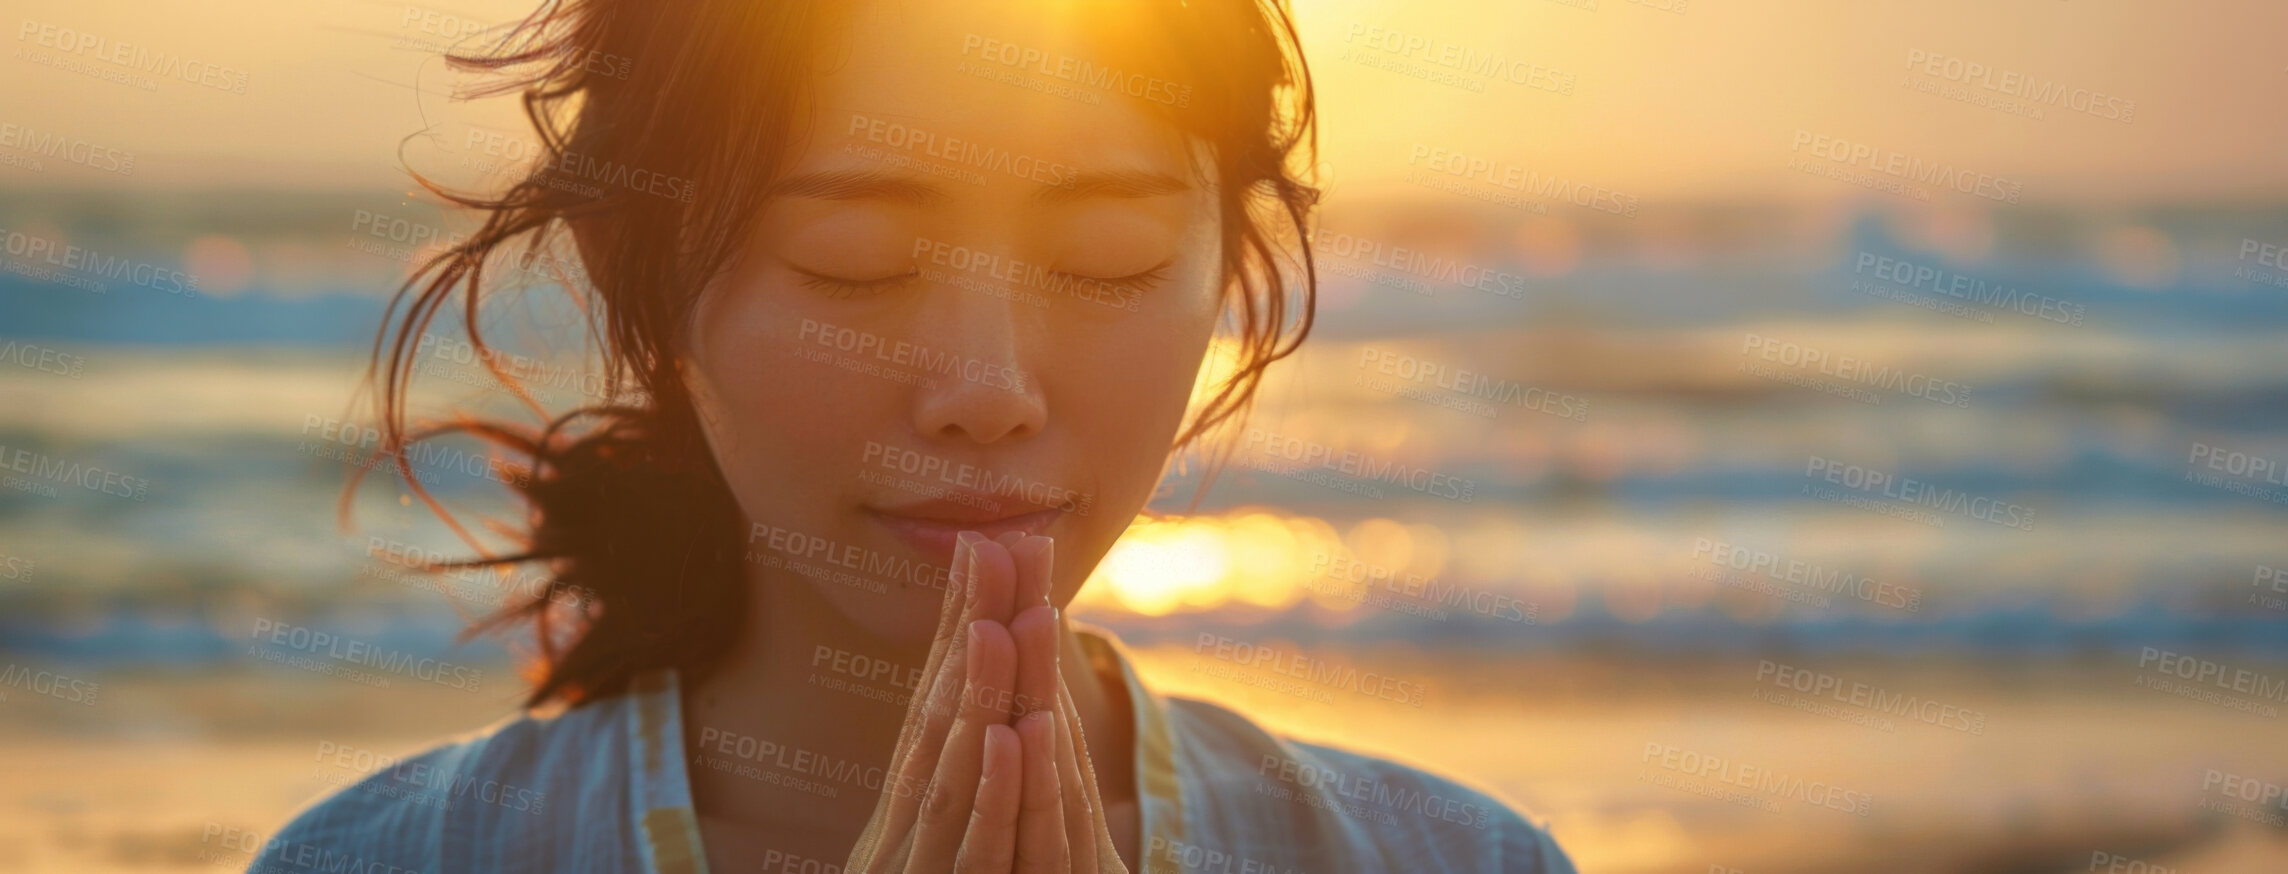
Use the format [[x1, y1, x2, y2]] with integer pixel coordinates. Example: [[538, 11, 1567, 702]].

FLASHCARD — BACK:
[[767, 169, 946, 204], [1038, 170, 1193, 204], [766, 168, 1191, 205]]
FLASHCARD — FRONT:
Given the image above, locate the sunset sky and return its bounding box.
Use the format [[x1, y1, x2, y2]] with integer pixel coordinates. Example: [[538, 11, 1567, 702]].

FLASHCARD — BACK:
[[4, 0, 2284, 202]]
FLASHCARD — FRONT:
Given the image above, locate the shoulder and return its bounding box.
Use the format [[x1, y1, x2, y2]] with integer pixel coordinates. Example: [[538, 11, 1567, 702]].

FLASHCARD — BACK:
[[1158, 695, 1576, 874], [249, 693, 643, 874]]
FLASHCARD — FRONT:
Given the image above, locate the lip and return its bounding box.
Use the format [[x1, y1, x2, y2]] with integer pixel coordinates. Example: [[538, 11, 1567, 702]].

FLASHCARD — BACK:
[[866, 496, 1063, 563]]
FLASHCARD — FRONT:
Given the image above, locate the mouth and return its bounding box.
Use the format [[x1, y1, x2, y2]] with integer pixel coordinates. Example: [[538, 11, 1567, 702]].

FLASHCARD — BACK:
[[864, 496, 1064, 564]]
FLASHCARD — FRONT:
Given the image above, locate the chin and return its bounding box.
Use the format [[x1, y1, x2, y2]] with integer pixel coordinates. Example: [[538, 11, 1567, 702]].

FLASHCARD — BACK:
[[809, 573, 952, 649]]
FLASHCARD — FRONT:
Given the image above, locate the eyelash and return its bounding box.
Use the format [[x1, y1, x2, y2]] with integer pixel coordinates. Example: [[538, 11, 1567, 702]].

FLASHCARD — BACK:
[[797, 259, 1176, 300], [798, 268, 919, 299]]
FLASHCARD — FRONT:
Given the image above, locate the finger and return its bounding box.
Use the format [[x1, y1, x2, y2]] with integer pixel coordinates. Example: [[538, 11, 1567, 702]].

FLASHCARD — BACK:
[[917, 537, 1017, 731], [917, 531, 985, 694], [1009, 605, 1059, 719], [1009, 534, 1054, 611], [1013, 711, 1068, 873], [1050, 684, 1098, 872], [966, 535, 1020, 627], [909, 619, 1017, 872], [953, 724, 1022, 874], [896, 531, 982, 761], [1057, 683, 1123, 871], [867, 533, 990, 865], [895, 536, 1018, 816]]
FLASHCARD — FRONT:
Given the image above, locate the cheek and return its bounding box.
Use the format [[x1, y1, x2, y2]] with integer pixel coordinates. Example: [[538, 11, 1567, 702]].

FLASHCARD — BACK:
[[1044, 256, 1223, 584], [682, 286, 884, 517]]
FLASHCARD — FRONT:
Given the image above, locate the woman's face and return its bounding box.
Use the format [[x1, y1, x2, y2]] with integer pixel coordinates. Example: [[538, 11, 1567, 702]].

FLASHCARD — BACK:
[[679, 0, 1224, 643]]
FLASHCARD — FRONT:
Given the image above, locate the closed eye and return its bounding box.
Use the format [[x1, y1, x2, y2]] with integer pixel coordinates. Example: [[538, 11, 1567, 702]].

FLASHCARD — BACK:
[[795, 266, 919, 299], [795, 258, 1175, 300], [1090, 258, 1174, 290]]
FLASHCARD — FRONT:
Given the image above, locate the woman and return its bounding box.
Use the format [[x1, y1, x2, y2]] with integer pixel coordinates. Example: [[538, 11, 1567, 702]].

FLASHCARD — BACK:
[[261, 0, 1576, 871]]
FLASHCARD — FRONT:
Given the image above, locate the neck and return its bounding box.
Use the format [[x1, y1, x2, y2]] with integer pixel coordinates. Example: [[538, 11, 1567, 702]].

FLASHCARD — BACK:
[[679, 565, 1136, 848]]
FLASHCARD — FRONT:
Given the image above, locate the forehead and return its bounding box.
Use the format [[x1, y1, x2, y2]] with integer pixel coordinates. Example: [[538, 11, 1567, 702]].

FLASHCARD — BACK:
[[793, 0, 1194, 178]]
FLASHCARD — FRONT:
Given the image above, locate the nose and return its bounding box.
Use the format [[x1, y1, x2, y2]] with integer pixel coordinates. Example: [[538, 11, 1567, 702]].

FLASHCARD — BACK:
[[907, 288, 1048, 446]]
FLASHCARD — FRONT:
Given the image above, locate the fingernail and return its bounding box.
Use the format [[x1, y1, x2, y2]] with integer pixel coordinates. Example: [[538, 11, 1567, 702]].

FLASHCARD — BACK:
[[1033, 536, 1055, 606], [983, 727, 1007, 781], [963, 549, 983, 608]]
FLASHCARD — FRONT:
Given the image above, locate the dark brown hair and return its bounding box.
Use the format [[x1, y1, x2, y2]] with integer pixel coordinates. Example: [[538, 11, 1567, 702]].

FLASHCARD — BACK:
[[355, 0, 1321, 708]]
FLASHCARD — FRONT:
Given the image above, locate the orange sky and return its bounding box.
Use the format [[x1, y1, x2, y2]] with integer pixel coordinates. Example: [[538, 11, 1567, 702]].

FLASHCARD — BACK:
[[2, 0, 2283, 202]]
